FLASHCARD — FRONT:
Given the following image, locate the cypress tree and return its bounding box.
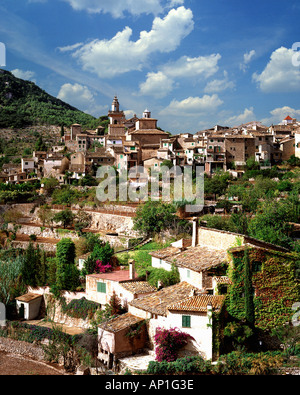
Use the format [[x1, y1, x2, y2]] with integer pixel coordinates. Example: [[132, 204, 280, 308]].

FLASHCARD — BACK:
[[56, 238, 79, 292], [244, 248, 255, 327]]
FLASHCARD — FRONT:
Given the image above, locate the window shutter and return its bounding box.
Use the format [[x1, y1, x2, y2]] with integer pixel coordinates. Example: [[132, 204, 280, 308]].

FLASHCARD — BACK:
[[97, 282, 106, 293], [182, 315, 191, 328]]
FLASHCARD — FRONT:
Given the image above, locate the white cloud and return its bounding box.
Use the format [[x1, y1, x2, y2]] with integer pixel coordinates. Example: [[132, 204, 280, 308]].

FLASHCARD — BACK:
[[58, 42, 84, 52], [161, 54, 220, 78], [139, 71, 174, 98], [240, 49, 256, 72], [224, 107, 256, 126], [62, 0, 164, 18], [70, 7, 194, 78], [204, 71, 235, 93], [57, 82, 106, 116], [160, 94, 223, 116], [11, 69, 36, 83], [168, 0, 184, 6], [261, 106, 300, 125], [253, 47, 300, 92], [139, 54, 221, 97]]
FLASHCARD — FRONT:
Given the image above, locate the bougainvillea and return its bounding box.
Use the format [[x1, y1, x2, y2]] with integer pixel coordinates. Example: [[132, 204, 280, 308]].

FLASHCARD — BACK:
[[154, 327, 194, 362], [95, 260, 112, 274]]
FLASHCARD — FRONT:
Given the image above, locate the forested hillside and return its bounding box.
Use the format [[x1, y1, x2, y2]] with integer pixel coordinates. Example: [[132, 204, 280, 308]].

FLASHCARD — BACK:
[[0, 69, 101, 128]]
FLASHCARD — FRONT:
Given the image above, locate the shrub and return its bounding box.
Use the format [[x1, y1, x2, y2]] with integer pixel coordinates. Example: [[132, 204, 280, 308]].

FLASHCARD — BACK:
[[147, 356, 211, 375], [215, 351, 283, 375], [60, 297, 100, 320], [154, 327, 193, 362]]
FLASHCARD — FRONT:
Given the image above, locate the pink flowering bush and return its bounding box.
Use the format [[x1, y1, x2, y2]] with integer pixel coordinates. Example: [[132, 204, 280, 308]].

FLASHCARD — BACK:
[[154, 327, 194, 362], [95, 260, 112, 274]]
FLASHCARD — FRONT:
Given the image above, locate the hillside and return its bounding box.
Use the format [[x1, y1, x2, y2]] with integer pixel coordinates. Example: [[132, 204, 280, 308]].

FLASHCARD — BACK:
[[0, 69, 102, 128]]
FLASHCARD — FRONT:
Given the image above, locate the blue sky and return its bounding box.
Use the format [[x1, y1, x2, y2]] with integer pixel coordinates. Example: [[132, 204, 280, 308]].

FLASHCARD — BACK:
[[0, 0, 300, 133]]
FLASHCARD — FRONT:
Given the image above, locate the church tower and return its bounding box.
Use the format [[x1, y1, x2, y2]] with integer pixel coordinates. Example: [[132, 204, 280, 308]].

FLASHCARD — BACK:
[[111, 95, 120, 112], [108, 95, 126, 137]]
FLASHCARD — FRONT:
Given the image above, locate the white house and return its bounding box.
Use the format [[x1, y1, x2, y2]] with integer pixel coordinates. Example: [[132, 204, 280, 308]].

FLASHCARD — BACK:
[[21, 157, 35, 175], [15, 293, 43, 320], [85, 262, 156, 308], [149, 243, 228, 292], [128, 282, 225, 360]]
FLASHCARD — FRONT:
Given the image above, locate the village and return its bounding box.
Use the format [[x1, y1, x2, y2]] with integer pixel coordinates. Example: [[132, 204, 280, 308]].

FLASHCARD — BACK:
[[0, 95, 299, 376], [1, 96, 300, 185]]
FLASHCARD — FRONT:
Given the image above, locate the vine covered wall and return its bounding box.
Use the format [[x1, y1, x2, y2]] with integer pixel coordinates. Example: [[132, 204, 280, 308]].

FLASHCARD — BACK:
[[227, 246, 300, 331]]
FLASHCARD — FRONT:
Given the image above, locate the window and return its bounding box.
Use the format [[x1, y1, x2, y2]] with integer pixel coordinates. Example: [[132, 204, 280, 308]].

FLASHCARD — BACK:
[[182, 315, 191, 328], [252, 261, 262, 272], [187, 269, 190, 278], [97, 282, 106, 293]]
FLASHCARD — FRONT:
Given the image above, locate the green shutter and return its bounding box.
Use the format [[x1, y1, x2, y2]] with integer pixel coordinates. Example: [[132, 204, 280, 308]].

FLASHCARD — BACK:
[[182, 315, 191, 328], [97, 282, 106, 293]]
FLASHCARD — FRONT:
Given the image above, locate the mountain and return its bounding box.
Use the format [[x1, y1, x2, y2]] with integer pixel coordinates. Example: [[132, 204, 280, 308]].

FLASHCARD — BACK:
[[0, 69, 103, 128]]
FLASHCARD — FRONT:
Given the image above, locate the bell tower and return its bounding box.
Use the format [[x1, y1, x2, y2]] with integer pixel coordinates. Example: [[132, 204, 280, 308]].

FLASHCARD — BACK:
[[108, 95, 126, 137], [111, 95, 120, 112]]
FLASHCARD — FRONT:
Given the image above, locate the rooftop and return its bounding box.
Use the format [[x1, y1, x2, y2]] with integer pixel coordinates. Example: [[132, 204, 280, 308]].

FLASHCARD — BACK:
[[15, 293, 42, 303], [98, 312, 145, 333], [150, 245, 228, 273], [120, 281, 157, 295], [128, 281, 197, 317], [88, 269, 134, 282], [167, 294, 225, 313]]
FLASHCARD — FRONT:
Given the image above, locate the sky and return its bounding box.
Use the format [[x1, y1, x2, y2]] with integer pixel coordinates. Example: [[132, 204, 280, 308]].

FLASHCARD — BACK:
[[0, 0, 300, 133]]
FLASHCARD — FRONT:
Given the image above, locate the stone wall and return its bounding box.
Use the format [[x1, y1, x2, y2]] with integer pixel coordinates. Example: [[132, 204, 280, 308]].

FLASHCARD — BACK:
[[197, 226, 244, 250], [29, 287, 97, 330], [0, 337, 46, 362]]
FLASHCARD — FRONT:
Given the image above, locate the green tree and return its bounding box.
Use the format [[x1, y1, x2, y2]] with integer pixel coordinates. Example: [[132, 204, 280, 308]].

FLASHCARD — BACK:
[[42, 177, 59, 195], [248, 199, 298, 248], [22, 242, 38, 287], [205, 171, 232, 198], [0, 256, 26, 306], [37, 204, 54, 227], [246, 156, 260, 170], [53, 209, 75, 229], [55, 238, 80, 292], [91, 240, 114, 265], [34, 135, 47, 151], [74, 209, 92, 234], [133, 201, 177, 236]]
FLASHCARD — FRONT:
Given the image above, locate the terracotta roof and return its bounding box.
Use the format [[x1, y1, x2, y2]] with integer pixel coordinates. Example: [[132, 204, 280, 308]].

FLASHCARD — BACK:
[[98, 312, 145, 333], [15, 293, 42, 303], [120, 281, 157, 295], [88, 269, 133, 282], [149, 246, 182, 259], [167, 294, 225, 313], [128, 281, 198, 316], [150, 246, 228, 272]]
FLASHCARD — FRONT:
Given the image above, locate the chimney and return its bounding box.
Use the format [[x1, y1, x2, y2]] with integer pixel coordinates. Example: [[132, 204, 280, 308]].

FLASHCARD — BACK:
[[129, 259, 135, 280], [192, 217, 198, 247]]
